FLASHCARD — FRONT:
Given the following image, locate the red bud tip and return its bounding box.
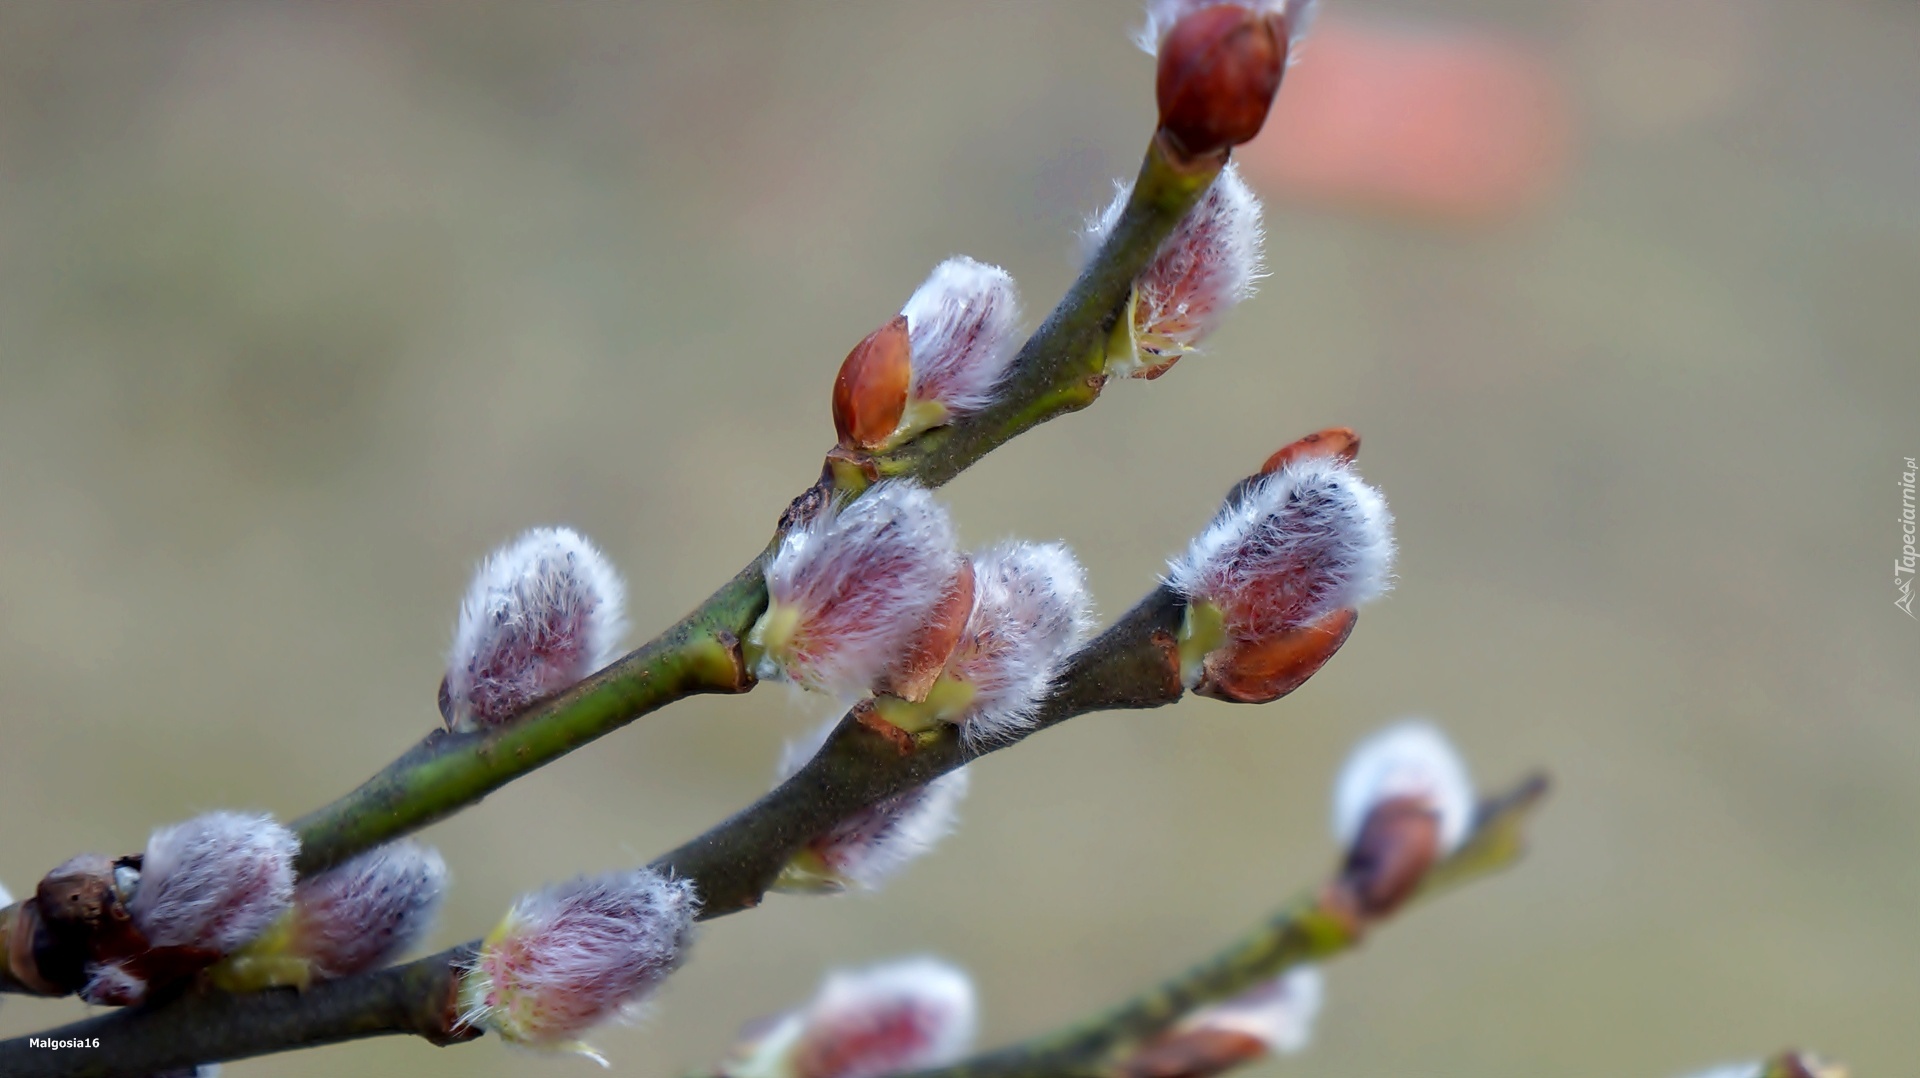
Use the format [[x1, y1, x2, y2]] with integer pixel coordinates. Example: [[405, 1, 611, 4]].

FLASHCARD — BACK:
[[1260, 427, 1360, 473], [1337, 794, 1442, 919], [885, 559, 976, 703], [1192, 607, 1355, 703], [833, 315, 912, 451], [1156, 5, 1289, 159]]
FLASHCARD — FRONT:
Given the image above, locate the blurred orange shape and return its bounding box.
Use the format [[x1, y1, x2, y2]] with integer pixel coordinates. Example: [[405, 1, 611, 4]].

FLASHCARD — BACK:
[[1242, 17, 1573, 223]]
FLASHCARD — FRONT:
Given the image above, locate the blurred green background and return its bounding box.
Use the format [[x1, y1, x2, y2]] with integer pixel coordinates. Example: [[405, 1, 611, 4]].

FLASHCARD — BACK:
[[0, 2, 1913, 1076]]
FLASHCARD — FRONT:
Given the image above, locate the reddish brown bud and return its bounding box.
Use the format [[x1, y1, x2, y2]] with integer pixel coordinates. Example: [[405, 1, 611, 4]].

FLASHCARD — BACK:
[[1156, 5, 1289, 159], [1191, 606, 1355, 703], [1120, 1028, 1269, 1078], [1337, 794, 1441, 919], [1260, 427, 1360, 473], [833, 315, 912, 451], [884, 559, 976, 703]]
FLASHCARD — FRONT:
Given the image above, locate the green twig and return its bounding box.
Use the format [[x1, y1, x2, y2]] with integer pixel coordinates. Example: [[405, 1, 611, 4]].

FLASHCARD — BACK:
[[895, 775, 1550, 1078]]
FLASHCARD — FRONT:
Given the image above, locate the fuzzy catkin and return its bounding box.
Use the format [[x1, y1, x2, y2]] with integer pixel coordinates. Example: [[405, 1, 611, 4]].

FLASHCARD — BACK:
[[760, 481, 964, 698], [942, 540, 1094, 747], [445, 527, 627, 729], [901, 256, 1021, 421], [463, 868, 698, 1053], [128, 811, 299, 953], [1332, 721, 1475, 855], [1169, 455, 1394, 640]]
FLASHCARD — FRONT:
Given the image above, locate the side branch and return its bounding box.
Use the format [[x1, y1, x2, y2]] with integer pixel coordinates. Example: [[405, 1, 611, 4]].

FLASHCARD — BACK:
[[898, 774, 1551, 1078], [655, 587, 1188, 918]]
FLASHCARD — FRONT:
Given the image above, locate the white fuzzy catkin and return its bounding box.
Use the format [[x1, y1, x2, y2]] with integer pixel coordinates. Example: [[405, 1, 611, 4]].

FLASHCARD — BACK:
[[759, 481, 964, 698], [783, 957, 978, 1078], [1176, 965, 1324, 1056], [943, 541, 1094, 747], [1169, 456, 1394, 640], [462, 868, 698, 1058], [128, 811, 299, 953], [1332, 721, 1476, 856], [1134, 0, 1318, 55], [901, 256, 1021, 421], [1088, 164, 1264, 372], [778, 719, 969, 891], [290, 841, 448, 980], [445, 527, 627, 729], [1677, 1067, 1763, 1078]]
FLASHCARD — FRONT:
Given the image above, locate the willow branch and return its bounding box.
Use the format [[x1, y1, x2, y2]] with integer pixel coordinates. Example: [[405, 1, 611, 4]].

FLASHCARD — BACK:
[[274, 134, 1213, 880], [898, 774, 1551, 1078], [0, 585, 1192, 1077], [0, 135, 1222, 988]]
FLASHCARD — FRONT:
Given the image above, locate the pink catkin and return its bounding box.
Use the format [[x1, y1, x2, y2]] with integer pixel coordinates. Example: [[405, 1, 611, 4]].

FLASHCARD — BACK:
[[445, 527, 627, 729], [288, 841, 448, 980], [941, 541, 1093, 747], [467, 869, 697, 1048], [1089, 163, 1265, 372], [789, 958, 977, 1078], [901, 256, 1021, 421], [1169, 456, 1394, 641], [761, 482, 963, 698], [127, 812, 298, 954]]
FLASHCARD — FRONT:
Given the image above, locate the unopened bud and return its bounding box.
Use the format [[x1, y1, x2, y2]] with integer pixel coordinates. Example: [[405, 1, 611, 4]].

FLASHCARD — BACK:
[[214, 841, 448, 991], [898, 257, 1022, 437], [753, 482, 967, 699], [458, 868, 698, 1062], [1121, 966, 1322, 1078], [1332, 722, 1474, 918], [772, 719, 969, 894], [1188, 607, 1355, 704], [720, 956, 977, 1078], [884, 558, 976, 704], [1091, 164, 1264, 379], [922, 541, 1094, 747], [1169, 449, 1393, 701], [442, 527, 628, 731], [1155, 4, 1287, 159], [833, 316, 913, 451]]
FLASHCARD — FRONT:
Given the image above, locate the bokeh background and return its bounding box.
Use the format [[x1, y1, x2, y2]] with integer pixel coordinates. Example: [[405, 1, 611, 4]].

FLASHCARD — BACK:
[[0, 2, 1913, 1075]]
